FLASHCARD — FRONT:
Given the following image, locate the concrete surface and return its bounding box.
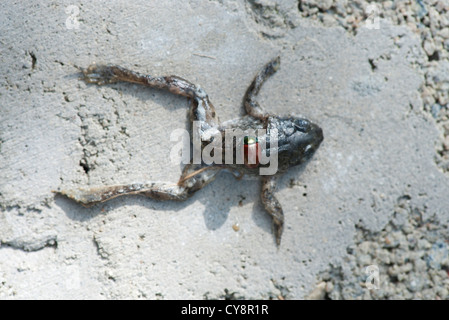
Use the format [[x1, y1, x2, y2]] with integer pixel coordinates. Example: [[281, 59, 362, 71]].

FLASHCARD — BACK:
[[0, 0, 448, 299]]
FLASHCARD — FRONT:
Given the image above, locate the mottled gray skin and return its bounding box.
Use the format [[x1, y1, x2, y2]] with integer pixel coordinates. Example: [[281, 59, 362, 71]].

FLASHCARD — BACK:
[[57, 57, 323, 245]]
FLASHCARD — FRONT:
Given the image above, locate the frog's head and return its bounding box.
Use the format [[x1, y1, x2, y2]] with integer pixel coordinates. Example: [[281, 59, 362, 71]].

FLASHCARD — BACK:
[[266, 116, 323, 172]]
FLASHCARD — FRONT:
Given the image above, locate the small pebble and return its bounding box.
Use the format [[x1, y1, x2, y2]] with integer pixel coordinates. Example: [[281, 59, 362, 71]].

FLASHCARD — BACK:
[[424, 38, 436, 56], [431, 104, 442, 118]]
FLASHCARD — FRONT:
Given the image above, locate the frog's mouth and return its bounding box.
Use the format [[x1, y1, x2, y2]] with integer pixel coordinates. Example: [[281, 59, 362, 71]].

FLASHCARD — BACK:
[[292, 122, 323, 159], [305, 123, 324, 155]]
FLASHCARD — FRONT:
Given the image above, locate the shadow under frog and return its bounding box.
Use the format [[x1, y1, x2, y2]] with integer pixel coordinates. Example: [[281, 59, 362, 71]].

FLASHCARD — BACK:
[[55, 57, 323, 246]]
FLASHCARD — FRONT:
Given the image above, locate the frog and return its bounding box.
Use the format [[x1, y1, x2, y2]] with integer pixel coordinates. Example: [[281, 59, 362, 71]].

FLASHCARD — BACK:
[[57, 56, 323, 246]]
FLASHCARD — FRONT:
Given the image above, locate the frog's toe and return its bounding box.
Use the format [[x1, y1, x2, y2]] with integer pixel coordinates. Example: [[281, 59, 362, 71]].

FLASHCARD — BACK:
[[274, 221, 284, 246], [81, 64, 118, 85], [54, 187, 100, 207]]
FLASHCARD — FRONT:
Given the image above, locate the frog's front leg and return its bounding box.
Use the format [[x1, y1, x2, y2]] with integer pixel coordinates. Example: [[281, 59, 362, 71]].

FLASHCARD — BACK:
[[261, 175, 284, 246], [243, 56, 280, 120], [57, 164, 220, 207]]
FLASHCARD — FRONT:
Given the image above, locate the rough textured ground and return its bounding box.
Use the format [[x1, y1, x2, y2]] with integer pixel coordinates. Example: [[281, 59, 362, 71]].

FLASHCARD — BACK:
[[0, 0, 448, 299]]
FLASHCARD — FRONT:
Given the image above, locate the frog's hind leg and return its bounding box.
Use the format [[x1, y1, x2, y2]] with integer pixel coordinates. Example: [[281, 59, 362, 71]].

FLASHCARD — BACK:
[[56, 164, 220, 207], [243, 56, 280, 120], [80, 64, 220, 129]]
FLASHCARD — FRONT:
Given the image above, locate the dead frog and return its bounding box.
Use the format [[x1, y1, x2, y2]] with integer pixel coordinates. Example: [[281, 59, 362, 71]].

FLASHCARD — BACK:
[[57, 57, 323, 245]]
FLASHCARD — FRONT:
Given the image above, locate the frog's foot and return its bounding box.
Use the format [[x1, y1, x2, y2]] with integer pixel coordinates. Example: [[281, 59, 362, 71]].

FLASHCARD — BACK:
[[271, 211, 284, 246], [261, 175, 284, 246], [81, 64, 120, 85]]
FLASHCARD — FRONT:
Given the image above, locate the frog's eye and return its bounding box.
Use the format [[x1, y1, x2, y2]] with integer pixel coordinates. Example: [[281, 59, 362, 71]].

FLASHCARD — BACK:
[[244, 136, 258, 145], [294, 119, 310, 133]]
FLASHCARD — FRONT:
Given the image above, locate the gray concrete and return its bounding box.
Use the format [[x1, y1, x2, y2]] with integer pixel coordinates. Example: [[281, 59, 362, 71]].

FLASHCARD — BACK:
[[1, 0, 448, 299]]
